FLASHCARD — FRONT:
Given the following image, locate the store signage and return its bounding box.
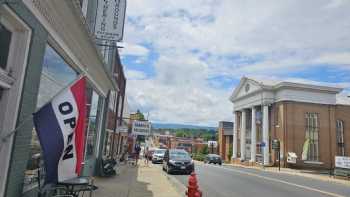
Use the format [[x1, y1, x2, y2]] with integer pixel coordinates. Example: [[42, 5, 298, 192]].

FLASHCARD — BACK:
[[132, 120, 151, 136], [335, 156, 350, 169], [94, 0, 127, 42]]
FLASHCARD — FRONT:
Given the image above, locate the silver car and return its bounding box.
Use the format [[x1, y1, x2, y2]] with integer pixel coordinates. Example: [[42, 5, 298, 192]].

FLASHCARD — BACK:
[[152, 149, 166, 164]]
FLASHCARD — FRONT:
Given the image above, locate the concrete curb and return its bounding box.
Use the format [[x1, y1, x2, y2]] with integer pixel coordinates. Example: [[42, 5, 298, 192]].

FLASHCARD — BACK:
[[222, 163, 350, 186], [162, 170, 187, 197]]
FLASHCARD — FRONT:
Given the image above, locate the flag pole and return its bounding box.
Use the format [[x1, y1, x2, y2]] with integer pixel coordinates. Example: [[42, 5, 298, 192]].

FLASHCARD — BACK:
[[0, 75, 86, 150]]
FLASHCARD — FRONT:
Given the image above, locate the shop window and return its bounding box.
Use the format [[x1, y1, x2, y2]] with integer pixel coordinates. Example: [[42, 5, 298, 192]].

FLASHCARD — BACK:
[[23, 45, 78, 192], [85, 89, 103, 159], [336, 120, 345, 156], [305, 113, 319, 161], [0, 23, 12, 70]]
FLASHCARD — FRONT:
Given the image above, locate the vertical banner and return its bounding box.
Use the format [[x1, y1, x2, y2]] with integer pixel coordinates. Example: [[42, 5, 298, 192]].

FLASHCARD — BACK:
[[33, 77, 86, 183], [94, 0, 127, 42]]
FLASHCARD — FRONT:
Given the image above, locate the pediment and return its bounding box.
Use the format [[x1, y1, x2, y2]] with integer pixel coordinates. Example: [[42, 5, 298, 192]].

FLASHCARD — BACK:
[[230, 77, 263, 102]]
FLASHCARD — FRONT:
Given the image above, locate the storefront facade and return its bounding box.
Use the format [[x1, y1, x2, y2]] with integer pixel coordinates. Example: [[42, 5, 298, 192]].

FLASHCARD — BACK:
[[230, 77, 350, 169], [0, 1, 120, 196]]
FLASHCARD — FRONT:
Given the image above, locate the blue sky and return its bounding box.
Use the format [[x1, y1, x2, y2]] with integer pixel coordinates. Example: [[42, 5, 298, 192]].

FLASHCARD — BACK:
[[120, 0, 350, 126]]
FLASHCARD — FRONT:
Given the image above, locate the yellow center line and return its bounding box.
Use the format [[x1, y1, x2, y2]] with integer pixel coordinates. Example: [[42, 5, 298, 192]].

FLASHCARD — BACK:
[[202, 163, 346, 197]]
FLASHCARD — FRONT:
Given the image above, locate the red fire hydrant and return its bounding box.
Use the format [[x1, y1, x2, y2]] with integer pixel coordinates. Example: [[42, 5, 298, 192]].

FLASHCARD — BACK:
[[186, 172, 202, 197]]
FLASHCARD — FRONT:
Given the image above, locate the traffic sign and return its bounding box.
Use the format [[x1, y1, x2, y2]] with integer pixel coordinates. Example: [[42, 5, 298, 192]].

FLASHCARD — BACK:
[[272, 139, 280, 150]]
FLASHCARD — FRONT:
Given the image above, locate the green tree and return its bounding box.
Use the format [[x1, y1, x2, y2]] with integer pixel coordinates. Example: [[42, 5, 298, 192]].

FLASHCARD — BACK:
[[136, 109, 145, 120], [175, 130, 186, 137]]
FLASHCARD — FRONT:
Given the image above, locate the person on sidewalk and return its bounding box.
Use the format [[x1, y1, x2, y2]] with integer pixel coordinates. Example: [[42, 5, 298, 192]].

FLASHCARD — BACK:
[[134, 143, 141, 165], [144, 147, 150, 166]]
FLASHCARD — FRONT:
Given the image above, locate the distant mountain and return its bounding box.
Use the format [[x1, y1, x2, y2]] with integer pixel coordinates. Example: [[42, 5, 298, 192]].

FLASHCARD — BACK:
[[152, 123, 216, 130]]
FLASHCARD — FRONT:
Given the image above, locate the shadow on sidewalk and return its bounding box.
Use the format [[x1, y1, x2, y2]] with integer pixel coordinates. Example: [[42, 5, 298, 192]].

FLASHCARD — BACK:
[[94, 164, 155, 197]]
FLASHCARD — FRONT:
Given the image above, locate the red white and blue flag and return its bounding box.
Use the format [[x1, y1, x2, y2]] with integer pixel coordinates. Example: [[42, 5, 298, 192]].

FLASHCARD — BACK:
[[33, 77, 86, 184]]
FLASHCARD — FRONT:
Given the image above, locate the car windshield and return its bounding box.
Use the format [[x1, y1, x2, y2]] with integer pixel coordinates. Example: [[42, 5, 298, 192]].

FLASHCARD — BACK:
[[154, 149, 165, 154], [169, 150, 191, 160]]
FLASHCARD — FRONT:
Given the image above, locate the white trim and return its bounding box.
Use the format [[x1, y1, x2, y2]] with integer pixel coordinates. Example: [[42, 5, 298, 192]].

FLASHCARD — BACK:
[[0, 5, 32, 196], [23, 0, 115, 97], [232, 78, 341, 111]]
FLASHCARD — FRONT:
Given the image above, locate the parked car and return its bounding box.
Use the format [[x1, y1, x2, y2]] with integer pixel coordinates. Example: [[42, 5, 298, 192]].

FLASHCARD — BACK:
[[204, 154, 222, 165], [163, 149, 194, 174], [152, 149, 166, 164]]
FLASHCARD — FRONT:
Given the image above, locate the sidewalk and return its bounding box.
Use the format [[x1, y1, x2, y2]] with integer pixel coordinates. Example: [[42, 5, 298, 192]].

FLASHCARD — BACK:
[[223, 162, 350, 186], [94, 161, 182, 197]]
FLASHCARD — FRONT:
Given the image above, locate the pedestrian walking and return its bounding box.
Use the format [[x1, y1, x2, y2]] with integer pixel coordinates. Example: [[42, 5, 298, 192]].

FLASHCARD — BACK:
[[134, 143, 141, 165], [144, 147, 149, 166]]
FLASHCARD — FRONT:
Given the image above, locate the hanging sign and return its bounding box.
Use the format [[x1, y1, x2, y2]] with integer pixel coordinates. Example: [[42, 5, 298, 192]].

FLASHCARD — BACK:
[[94, 0, 127, 42]]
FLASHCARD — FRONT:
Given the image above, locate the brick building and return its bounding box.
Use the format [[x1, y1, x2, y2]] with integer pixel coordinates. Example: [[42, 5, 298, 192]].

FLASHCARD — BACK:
[[169, 137, 207, 154], [218, 121, 233, 161], [230, 77, 350, 169]]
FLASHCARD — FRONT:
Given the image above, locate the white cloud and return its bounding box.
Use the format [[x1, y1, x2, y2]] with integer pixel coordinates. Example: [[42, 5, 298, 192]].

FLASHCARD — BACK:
[[314, 52, 350, 69], [119, 43, 149, 57], [122, 0, 350, 126], [125, 70, 147, 80]]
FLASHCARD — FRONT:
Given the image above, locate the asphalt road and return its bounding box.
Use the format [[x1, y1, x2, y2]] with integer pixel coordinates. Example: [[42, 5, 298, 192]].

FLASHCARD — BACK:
[[168, 162, 350, 197]]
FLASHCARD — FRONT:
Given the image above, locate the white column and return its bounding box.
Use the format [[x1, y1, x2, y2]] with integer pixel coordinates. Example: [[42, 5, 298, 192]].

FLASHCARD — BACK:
[[250, 107, 256, 162], [263, 105, 270, 165], [240, 110, 246, 161], [232, 112, 238, 158]]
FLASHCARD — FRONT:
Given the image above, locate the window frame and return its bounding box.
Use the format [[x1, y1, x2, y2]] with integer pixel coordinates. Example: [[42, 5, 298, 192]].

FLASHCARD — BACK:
[[305, 112, 320, 161], [336, 120, 345, 156], [0, 5, 32, 196], [23, 43, 80, 192]]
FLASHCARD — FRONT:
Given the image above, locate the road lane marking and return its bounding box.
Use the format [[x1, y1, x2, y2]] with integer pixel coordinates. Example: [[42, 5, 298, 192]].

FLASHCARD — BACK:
[[202, 164, 346, 197]]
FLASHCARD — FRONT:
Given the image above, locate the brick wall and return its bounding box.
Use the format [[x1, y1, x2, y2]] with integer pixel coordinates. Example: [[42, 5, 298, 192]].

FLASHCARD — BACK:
[[280, 101, 338, 169], [335, 105, 350, 156], [218, 128, 226, 159]]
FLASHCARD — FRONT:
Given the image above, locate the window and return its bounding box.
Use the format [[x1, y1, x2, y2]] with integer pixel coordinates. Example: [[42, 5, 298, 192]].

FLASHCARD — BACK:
[[24, 45, 78, 192], [0, 23, 12, 70], [85, 89, 103, 159], [305, 113, 319, 161], [336, 120, 345, 156]]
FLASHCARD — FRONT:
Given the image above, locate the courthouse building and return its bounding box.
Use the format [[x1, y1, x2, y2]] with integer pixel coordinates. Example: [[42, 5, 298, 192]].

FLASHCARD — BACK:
[[230, 77, 350, 169]]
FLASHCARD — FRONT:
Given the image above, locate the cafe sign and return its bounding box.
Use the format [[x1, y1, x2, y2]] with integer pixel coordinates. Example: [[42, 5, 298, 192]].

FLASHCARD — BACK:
[[335, 156, 350, 169], [94, 0, 127, 42]]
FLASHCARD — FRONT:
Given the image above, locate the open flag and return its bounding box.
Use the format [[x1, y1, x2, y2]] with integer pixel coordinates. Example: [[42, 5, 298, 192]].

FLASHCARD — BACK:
[[33, 77, 86, 184]]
